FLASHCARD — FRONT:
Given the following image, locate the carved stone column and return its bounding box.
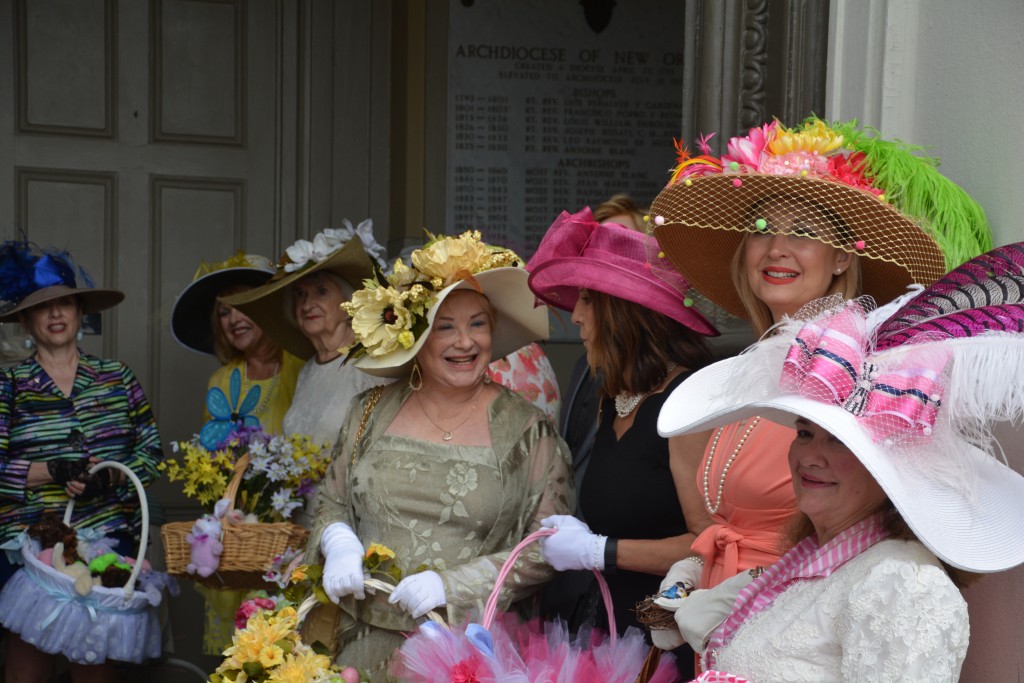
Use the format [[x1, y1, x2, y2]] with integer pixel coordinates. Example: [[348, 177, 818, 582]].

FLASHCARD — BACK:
[[680, 0, 828, 152]]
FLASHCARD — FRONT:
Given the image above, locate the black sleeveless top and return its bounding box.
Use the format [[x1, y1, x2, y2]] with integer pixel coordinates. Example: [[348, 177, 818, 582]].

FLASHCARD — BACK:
[[579, 372, 691, 634]]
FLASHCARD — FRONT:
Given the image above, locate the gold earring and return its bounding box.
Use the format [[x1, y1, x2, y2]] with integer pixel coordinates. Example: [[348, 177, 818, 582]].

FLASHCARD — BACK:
[[409, 360, 423, 391]]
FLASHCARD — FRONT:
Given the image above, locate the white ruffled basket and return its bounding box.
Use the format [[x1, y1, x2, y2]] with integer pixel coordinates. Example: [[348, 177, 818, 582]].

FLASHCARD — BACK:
[[0, 461, 164, 665]]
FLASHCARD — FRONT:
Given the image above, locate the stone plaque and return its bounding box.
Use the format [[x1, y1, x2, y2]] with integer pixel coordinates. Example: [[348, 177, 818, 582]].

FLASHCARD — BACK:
[[446, 0, 685, 257]]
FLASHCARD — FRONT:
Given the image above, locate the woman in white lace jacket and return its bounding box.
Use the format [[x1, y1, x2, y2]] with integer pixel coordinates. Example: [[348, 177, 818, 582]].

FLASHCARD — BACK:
[[652, 252, 1024, 682]]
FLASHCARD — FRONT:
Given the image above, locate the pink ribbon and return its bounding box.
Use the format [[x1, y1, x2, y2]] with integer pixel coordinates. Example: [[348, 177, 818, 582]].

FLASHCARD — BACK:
[[780, 303, 947, 443]]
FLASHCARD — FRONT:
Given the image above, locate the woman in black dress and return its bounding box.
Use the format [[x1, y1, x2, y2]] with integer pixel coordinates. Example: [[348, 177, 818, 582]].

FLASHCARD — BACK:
[[527, 207, 719, 677]]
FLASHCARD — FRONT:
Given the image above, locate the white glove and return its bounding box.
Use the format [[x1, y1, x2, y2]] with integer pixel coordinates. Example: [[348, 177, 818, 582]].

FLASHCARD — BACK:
[[539, 515, 607, 571], [321, 522, 366, 602], [675, 569, 755, 653], [657, 556, 704, 604], [389, 570, 446, 618], [649, 557, 704, 650]]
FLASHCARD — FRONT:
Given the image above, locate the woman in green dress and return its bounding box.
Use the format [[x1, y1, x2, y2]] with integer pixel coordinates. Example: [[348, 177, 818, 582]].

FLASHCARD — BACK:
[[304, 232, 573, 680]]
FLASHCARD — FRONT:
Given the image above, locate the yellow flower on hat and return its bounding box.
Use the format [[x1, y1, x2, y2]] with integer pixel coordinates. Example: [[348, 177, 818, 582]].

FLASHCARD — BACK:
[[413, 230, 492, 285], [345, 286, 417, 357], [768, 119, 844, 157]]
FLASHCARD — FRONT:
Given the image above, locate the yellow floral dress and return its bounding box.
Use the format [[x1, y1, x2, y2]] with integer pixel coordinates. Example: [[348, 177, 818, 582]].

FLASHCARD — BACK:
[[306, 383, 574, 681]]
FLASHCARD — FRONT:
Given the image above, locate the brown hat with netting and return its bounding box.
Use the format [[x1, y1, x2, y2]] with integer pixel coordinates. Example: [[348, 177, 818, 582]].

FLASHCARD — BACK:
[[649, 119, 992, 318]]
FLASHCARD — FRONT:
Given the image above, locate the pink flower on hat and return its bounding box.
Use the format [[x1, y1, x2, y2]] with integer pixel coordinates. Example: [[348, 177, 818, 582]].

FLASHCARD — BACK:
[[722, 121, 778, 170], [827, 152, 883, 196]]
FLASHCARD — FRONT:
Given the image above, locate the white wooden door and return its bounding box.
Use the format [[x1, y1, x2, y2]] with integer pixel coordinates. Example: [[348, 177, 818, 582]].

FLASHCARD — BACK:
[[0, 0, 298, 444]]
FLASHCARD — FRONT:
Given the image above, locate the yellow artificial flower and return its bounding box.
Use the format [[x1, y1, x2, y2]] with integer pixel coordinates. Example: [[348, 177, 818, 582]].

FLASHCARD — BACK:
[[290, 565, 308, 583], [412, 231, 491, 285], [346, 286, 418, 357], [365, 543, 396, 561], [259, 644, 285, 668], [767, 120, 844, 156], [267, 649, 334, 683], [397, 330, 415, 349], [386, 257, 420, 288]]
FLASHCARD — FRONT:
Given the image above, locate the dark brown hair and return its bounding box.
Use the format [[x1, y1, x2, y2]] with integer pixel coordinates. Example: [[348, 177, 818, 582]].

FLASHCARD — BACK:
[[585, 289, 712, 397]]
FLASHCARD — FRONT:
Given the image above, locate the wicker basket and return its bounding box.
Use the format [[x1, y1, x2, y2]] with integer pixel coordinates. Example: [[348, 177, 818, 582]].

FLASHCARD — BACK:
[[160, 454, 309, 590]]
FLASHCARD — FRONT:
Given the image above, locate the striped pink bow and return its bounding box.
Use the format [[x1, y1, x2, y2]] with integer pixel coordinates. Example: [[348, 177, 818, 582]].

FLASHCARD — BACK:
[[780, 303, 947, 444]]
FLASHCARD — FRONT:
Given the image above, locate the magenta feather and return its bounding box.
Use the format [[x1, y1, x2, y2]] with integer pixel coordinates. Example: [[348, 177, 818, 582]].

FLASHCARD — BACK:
[[875, 242, 1024, 349]]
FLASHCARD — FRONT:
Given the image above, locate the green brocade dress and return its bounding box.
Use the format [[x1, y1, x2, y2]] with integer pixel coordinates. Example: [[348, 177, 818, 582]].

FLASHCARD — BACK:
[[306, 383, 574, 680]]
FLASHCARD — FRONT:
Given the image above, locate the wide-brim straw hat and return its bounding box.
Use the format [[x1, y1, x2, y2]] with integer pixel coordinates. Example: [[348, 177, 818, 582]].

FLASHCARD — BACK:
[[651, 175, 948, 317], [650, 118, 991, 318], [171, 256, 274, 355], [355, 267, 549, 378], [657, 355, 1024, 573], [221, 239, 376, 359], [0, 284, 123, 323], [527, 208, 718, 336]]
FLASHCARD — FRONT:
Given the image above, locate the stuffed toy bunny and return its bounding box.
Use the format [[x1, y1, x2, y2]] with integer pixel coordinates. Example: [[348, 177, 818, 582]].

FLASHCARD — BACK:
[[186, 512, 224, 578]]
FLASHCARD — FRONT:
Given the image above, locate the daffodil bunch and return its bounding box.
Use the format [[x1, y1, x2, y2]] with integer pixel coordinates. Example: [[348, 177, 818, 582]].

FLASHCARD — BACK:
[[160, 426, 330, 522], [341, 230, 521, 360], [210, 602, 365, 683]]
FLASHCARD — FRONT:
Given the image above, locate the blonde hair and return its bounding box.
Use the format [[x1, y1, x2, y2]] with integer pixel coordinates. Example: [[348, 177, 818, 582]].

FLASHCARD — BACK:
[[731, 237, 862, 336], [210, 284, 283, 365]]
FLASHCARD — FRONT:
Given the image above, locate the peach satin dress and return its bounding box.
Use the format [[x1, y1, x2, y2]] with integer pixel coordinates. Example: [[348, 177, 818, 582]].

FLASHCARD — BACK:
[[691, 418, 798, 588]]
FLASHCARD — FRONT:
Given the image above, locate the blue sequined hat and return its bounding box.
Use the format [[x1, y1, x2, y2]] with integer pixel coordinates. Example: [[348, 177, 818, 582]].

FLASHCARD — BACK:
[[0, 240, 124, 323]]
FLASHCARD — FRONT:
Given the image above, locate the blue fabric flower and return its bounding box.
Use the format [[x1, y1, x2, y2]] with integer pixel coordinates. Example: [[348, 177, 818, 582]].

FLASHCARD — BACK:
[[199, 368, 261, 449]]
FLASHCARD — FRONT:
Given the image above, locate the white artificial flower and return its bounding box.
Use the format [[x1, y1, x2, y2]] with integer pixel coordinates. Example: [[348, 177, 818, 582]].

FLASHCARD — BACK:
[[284, 239, 316, 272]]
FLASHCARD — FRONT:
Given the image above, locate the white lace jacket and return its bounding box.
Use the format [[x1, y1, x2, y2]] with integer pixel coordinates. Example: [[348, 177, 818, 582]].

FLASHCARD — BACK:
[[711, 539, 969, 682]]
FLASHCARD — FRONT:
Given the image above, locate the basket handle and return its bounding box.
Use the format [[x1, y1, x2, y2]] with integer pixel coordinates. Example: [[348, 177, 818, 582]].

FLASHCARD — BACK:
[[219, 453, 251, 526], [481, 527, 617, 646], [62, 460, 150, 602]]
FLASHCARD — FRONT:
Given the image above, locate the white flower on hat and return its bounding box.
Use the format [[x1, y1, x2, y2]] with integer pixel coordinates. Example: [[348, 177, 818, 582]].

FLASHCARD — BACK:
[[283, 219, 387, 273]]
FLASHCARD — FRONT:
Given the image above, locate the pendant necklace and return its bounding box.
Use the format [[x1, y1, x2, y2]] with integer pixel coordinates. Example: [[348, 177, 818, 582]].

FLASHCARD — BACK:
[[702, 417, 761, 514], [415, 382, 485, 441]]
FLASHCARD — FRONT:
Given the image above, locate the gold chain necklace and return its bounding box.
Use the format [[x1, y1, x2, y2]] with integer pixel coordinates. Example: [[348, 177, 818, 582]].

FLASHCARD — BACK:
[[414, 383, 484, 441], [242, 361, 281, 417], [702, 417, 761, 514]]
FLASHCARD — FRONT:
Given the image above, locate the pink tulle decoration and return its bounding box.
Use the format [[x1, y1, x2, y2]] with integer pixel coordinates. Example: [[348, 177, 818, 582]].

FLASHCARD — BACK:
[[393, 616, 677, 683]]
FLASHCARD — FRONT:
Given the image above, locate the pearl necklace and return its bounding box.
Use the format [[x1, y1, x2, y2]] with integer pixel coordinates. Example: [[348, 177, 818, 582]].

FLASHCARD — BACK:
[[613, 363, 677, 418], [702, 417, 761, 514], [242, 362, 281, 417]]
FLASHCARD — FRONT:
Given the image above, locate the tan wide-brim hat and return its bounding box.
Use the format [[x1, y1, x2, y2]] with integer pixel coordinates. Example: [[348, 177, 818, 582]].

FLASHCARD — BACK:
[[650, 174, 948, 318], [355, 268, 550, 378], [0, 284, 124, 323], [221, 239, 376, 359]]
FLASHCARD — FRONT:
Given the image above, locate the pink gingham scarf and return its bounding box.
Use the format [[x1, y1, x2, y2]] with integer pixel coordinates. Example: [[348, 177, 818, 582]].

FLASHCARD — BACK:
[[704, 513, 889, 670]]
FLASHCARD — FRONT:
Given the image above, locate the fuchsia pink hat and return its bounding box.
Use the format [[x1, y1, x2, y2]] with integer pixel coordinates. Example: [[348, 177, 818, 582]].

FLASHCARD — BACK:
[[527, 207, 718, 336]]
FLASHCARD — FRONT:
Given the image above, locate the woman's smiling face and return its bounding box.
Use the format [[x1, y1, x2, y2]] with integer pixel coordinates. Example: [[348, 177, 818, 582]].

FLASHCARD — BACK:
[[788, 418, 888, 544], [416, 290, 494, 391], [744, 197, 852, 322]]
